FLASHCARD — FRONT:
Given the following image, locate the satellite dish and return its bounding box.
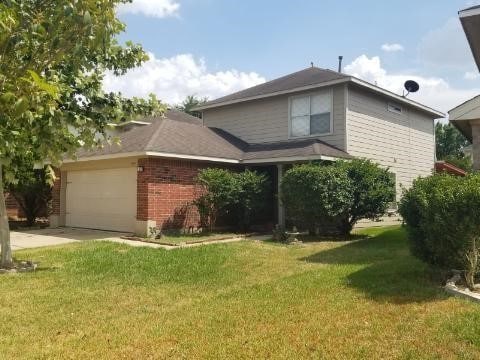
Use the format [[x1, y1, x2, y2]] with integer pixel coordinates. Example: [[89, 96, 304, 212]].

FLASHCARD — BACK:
[[404, 80, 419, 97]]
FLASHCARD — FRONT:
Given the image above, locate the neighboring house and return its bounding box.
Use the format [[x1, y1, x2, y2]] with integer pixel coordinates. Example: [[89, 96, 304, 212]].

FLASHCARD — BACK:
[[449, 5, 480, 170], [434, 161, 467, 176], [50, 68, 443, 235]]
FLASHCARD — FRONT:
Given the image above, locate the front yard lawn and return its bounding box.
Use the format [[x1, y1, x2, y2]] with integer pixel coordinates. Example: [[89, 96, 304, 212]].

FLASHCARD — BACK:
[[1, 226, 480, 358]]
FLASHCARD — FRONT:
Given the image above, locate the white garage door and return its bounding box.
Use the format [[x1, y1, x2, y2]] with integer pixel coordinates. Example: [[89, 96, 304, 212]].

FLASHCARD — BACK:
[[66, 167, 137, 232]]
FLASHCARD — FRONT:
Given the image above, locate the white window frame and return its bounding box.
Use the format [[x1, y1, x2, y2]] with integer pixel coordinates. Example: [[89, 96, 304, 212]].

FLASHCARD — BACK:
[[288, 89, 334, 139], [387, 102, 403, 114]]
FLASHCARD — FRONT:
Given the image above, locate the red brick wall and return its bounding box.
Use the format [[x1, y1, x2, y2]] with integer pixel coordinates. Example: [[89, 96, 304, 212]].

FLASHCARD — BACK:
[[137, 158, 236, 230], [5, 193, 23, 218], [51, 169, 61, 216]]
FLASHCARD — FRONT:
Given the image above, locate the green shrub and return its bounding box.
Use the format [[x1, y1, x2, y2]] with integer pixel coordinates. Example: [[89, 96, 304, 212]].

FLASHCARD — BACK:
[[194, 168, 269, 232], [399, 174, 480, 289], [193, 168, 235, 232], [280, 160, 395, 235], [280, 164, 353, 234], [229, 170, 269, 232], [336, 159, 396, 235]]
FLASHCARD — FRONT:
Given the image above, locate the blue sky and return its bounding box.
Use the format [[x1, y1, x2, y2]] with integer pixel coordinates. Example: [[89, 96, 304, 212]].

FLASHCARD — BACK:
[[104, 0, 480, 113]]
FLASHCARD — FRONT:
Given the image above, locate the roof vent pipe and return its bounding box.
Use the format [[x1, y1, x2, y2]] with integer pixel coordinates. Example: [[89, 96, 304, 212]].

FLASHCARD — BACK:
[[338, 56, 343, 73]]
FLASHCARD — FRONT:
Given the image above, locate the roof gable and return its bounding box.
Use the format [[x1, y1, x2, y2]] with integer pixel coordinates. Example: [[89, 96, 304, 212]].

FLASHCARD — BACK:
[[197, 67, 349, 109]]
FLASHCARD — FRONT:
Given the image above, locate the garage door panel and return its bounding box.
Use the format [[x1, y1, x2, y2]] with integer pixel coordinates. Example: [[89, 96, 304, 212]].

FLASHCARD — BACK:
[[66, 167, 137, 232]]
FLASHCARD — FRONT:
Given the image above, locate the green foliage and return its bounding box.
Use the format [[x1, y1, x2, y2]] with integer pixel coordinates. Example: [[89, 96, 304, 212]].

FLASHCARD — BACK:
[[0, 0, 165, 266], [3, 154, 52, 226], [435, 122, 470, 160], [281, 160, 395, 235], [281, 164, 353, 234], [229, 170, 269, 231], [336, 159, 396, 234], [194, 168, 269, 232], [0, 0, 165, 177], [435, 123, 471, 173], [176, 95, 208, 118], [443, 155, 473, 173], [194, 169, 236, 231], [399, 174, 480, 289]]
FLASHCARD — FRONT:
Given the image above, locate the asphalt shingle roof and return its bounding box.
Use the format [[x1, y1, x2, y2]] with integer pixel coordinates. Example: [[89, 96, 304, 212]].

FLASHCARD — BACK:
[[200, 67, 349, 108], [76, 116, 351, 162]]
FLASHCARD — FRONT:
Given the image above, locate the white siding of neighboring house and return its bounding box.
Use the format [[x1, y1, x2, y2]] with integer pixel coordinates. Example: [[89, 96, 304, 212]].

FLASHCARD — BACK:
[[202, 84, 347, 150], [346, 85, 435, 199]]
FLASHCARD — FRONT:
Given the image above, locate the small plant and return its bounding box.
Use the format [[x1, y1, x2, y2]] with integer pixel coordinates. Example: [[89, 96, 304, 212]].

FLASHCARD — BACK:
[[272, 224, 287, 242], [148, 227, 162, 240]]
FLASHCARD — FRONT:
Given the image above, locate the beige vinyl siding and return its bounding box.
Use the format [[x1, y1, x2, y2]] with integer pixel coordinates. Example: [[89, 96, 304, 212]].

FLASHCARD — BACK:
[[346, 85, 435, 198], [203, 84, 347, 150]]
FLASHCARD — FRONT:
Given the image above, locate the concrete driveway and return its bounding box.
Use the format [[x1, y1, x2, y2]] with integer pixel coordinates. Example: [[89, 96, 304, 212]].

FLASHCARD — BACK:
[[10, 228, 129, 251]]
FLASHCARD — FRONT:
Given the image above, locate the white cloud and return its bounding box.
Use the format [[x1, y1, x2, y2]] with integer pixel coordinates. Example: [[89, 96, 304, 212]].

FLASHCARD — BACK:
[[344, 54, 480, 113], [418, 17, 473, 69], [464, 71, 480, 80], [381, 43, 404, 52], [103, 53, 266, 104], [117, 0, 180, 18]]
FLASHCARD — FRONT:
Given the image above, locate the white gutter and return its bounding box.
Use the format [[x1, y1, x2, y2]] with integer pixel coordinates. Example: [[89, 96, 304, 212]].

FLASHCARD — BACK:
[[63, 151, 347, 165], [459, 6, 480, 18], [195, 76, 444, 119], [63, 151, 241, 164], [242, 154, 345, 164], [349, 78, 445, 118]]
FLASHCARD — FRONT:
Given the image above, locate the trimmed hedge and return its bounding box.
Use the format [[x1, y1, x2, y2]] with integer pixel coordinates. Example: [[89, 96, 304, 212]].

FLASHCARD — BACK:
[[194, 168, 269, 232], [399, 174, 480, 289], [280, 160, 395, 235], [280, 164, 352, 234]]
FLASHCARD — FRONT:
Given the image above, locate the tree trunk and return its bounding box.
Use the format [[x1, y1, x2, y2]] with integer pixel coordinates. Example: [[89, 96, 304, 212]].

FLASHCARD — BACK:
[[0, 166, 13, 268]]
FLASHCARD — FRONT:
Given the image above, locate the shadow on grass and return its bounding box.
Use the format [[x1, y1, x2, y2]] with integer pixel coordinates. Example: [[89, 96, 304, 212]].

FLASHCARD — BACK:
[[302, 228, 446, 304]]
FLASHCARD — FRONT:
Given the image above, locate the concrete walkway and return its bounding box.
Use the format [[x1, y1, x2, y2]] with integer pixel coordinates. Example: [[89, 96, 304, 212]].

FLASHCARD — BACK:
[[10, 227, 270, 251], [10, 228, 129, 251]]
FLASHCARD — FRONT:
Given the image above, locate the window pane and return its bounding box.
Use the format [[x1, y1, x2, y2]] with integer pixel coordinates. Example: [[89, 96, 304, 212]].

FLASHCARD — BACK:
[[291, 97, 309, 117], [291, 115, 309, 137], [310, 113, 331, 134], [311, 93, 331, 114]]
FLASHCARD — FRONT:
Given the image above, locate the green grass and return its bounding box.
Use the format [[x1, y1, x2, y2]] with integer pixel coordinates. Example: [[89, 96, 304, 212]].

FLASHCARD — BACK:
[[1, 226, 479, 359]]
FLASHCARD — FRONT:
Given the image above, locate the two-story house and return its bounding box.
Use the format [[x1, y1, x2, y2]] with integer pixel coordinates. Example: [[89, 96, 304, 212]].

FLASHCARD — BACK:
[[50, 67, 443, 236]]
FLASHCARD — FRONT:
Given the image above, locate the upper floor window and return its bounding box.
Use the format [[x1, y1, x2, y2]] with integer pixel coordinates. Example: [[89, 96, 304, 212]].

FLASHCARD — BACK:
[[290, 90, 332, 137]]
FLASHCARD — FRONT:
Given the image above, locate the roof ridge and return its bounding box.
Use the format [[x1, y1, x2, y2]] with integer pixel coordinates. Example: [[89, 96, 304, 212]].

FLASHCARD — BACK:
[[145, 119, 167, 151]]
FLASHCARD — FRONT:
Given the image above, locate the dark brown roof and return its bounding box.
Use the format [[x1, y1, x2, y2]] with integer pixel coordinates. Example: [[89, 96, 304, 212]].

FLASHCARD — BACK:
[[164, 109, 203, 125], [243, 138, 353, 161], [76, 119, 351, 163], [77, 118, 246, 160], [198, 67, 349, 108]]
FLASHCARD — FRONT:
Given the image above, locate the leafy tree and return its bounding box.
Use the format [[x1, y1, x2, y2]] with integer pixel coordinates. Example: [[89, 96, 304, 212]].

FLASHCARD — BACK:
[[399, 174, 480, 290], [435, 123, 471, 171], [3, 154, 53, 227], [0, 0, 164, 268], [176, 95, 208, 118], [443, 155, 473, 173], [281, 164, 353, 234], [336, 159, 396, 235]]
